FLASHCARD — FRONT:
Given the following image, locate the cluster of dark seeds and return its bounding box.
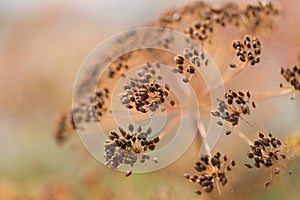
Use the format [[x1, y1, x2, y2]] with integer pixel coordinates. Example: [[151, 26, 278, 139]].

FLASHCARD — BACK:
[[107, 53, 131, 79], [104, 124, 159, 170], [173, 48, 208, 83], [178, 2, 278, 43], [243, 2, 278, 31], [210, 4, 241, 27], [120, 63, 175, 113], [184, 20, 214, 42], [183, 3, 241, 42], [93, 88, 110, 120], [245, 132, 292, 187], [231, 35, 261, 66], [184, 152, 236, 195], [69, 87, 110, 131], [280, 66, 300, 91], [211, 90, 256, 132]]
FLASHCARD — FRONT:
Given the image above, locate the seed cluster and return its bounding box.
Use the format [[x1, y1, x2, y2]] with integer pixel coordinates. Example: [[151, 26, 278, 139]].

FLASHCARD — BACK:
[[53, 109, 75, 145], [184, 152, 235, 195], [245, 132, 291, 187], [69, 87, 110, 131], [93, 88, 110, 120], [173, 48, 208, 83], [243, 2, 279, 31], [72, 100, 97, 125], [107, 53, 132, 79], [104, 124, 159, 169], [211, 90, 256, 131], [120, 63, 175, 113], [280, 66, 300, 91], [183, 3, 241, 42], [175, 2, 278, 42], [232, 35, 261, 66], [185, 20, 213, 42]]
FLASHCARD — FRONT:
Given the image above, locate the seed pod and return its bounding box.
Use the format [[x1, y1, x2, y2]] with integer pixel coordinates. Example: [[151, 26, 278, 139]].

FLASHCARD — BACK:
[[195, 189, 202, 195], [137, 126, 142, 132], [265, 180, 271, 188], [259, 132, 264, 138], [247, 152, 254, 159], [125, 170, 132, 177], [231, 160, 236, 167], [238, 91, 245, 97], [146, 127, 152, 135], [230, 63, 236, 68], [175, 55, 184, 65], [276, 139, 282, 146], [244, 164, 252, 169], [170, 100, 175, 107], [246, 90, 251, 98], [183, 77, 189, 83], [165, 83, 170, 91], [153, 136, 160, 143], [216, 121, 223, 126], [148, 144, 156, 150], [128, 124, 134, 132], [225, 130, 231, 135], [183, 174, 190, 179]]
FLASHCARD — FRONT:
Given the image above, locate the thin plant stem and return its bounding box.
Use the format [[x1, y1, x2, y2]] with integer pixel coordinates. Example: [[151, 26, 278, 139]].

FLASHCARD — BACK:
[[222, 61, 249, 87], [208, 61, 249, 95], [232, 127, 253, 146], [252, 87, 295, 99], [198, 119, 212, 156]]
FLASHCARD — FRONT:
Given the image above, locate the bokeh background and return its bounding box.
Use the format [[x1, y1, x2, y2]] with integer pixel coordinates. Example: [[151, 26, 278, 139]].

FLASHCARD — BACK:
[[0, 0, 299, 199]]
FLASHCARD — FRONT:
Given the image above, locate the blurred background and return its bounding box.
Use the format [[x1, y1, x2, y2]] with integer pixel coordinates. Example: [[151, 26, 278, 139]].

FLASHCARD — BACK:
[[0, 0, 299, 199]]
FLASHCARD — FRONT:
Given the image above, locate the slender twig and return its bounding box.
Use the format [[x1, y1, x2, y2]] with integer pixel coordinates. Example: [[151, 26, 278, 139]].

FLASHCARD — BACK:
[[252, 87, 295, 99]]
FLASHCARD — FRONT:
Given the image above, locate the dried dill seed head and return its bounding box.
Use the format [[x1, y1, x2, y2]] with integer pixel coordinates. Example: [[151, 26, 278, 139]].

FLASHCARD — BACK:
[[183, 3, 246, 42], [163, 1, 278, 45], [211, 90, 256, 132], [172, 48, 208, 83], [107, 53, 132, 79], [93, 88, 110, 118], [71, 87, 110, 131], [104, 124, 159, 170], [53, 109, 75, 145], [184, 152, 236, 195], [245, 132, 292, 187], [243, 2, 279, 31], [119, 63, 175, 113], [232, 35, 261, 66], [280, 66, 300, 92], [184, 20, 214, 42]]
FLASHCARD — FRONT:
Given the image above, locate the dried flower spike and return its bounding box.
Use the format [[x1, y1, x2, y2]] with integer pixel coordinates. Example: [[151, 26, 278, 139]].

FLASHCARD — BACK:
[[184, 152, 236, 195]]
